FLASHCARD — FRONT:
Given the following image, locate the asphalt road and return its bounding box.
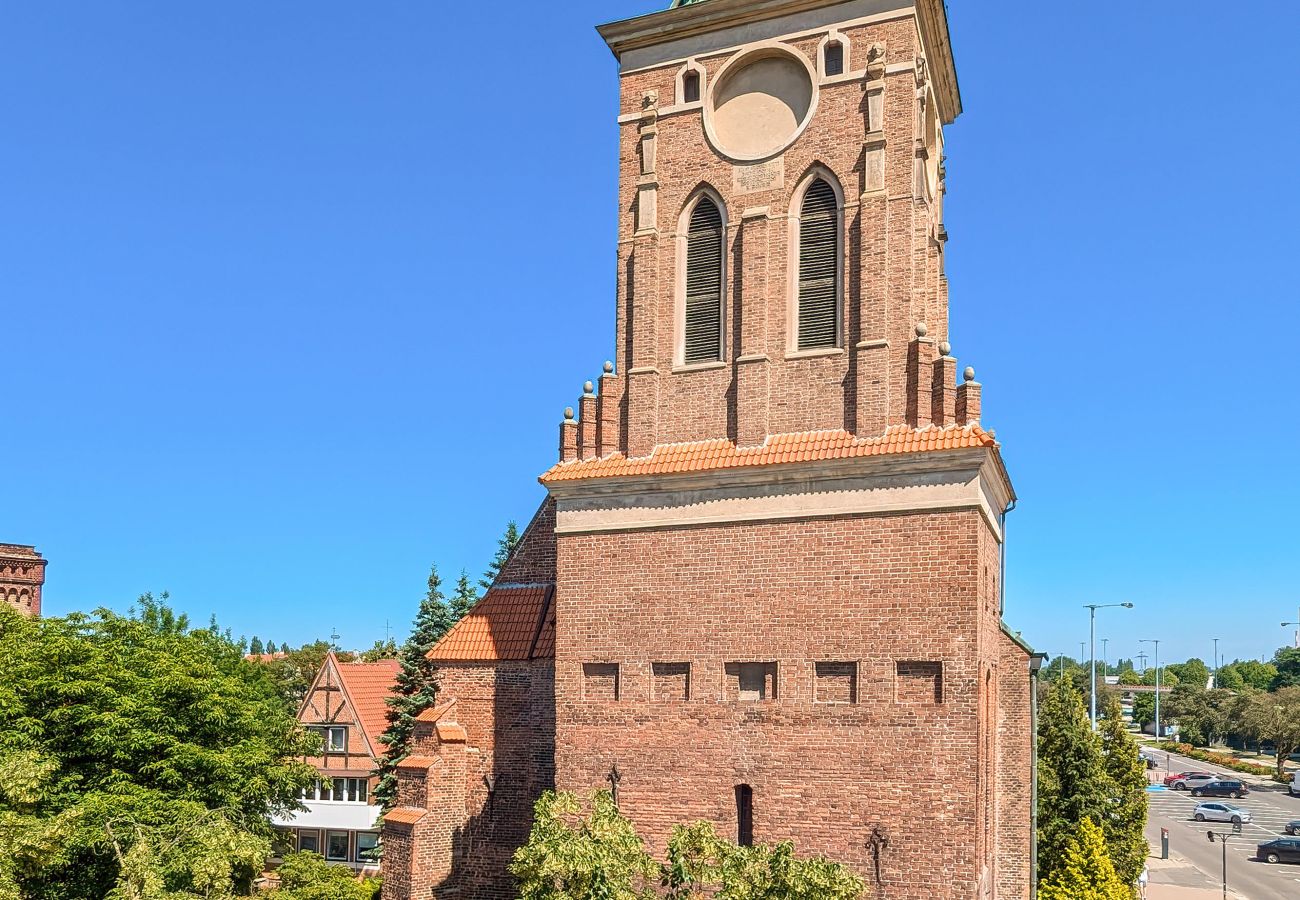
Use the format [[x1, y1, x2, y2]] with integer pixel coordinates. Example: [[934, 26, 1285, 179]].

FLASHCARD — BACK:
[[1145, 749, 1300, 900]]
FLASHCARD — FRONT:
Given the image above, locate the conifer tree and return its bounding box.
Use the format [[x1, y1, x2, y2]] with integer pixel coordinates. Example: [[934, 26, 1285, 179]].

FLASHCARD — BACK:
[[450, 570, 479, 621], [249, 635, 265, 656], [479, 520, 521, 592], [375, 564, 456, 808], [264, 640, 277, 654], [1098, 695, 1148, 886], [1037, 818, 1132, 900], [1037, 679, 1110, 886]]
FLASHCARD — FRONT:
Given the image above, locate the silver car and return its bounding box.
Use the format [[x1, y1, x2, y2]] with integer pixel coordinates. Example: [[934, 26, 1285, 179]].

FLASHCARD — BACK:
[[1180, 773, 1224, 791], [1193, 802, 1252, 826]]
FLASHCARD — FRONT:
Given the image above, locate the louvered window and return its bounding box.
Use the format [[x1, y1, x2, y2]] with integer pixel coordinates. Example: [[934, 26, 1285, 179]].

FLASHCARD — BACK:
[[683, 70, 701, 104], [683, 197, 723, 363], [797, 179, 839, 349], [824, 41, 844, 76]]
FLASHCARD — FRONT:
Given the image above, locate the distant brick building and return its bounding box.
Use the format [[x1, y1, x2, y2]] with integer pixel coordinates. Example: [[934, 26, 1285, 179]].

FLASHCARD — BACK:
[[0, 544, 46, 616], [274, 652, 398, 874], [383, 0, 1037, 898]]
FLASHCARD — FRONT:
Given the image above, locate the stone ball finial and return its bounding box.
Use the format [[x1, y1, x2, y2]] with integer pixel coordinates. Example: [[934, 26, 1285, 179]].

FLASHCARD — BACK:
[[963, 367, 976, 382], [939, 341, 951, 357], [584, 381, 595, 395], [915, 323, 928, 338], [603, 360, 614, 374], [564, 407, 575, 421]]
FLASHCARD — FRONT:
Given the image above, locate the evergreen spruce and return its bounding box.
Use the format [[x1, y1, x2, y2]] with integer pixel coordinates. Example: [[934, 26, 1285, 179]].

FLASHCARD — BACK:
[[479, 520, 521, 592], [265, 639, 277, 654], [1037, 679, 1111, 887], [1098, 695, 1148, 886], [249, 635, 265, 656], [1037, 818, 1132, 900], [450, 570, 479, 621], [374, 564, 456, 808]]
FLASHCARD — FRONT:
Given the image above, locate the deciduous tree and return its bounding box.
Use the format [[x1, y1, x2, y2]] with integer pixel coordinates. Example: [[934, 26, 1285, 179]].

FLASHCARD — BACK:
[[1238, 686, 1300, 778], [0, 600, 315, 899]]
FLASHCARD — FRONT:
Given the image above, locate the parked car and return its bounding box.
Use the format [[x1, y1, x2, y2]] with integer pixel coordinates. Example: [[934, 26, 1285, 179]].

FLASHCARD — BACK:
[[1291, 773, 1300, 797], [1256, 839, 1300, 864], [1284, 820, 1300, 836], [1178, 773, 1226, 791], [1193, 802, 1251, 825], [1166, 771, 1215, 789], [1190, 780, 1249, 799]]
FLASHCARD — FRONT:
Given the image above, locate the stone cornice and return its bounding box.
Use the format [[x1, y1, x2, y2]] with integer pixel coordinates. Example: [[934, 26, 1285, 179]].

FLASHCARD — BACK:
[[915, 0, 961, 122], [548, 445, 1013, 539]]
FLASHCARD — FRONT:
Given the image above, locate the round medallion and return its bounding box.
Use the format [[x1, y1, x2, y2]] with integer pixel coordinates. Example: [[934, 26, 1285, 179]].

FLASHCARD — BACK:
[[704, 46, 817, 162]]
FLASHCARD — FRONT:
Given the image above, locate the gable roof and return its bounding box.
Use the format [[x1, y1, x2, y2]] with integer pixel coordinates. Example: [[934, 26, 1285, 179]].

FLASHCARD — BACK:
[[427, 586, 554, 662], [298, 653, 400, 758], [540, 424, 998, 484], [335, 659, 401, 754]]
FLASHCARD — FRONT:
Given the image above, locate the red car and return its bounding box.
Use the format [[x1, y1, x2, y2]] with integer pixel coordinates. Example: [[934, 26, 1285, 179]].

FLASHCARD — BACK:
[[1165, 771, 1216, 789]]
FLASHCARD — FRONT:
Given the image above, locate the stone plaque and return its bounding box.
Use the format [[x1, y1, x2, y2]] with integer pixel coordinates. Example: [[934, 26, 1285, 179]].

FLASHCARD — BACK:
[[732, 157, 784, 195]]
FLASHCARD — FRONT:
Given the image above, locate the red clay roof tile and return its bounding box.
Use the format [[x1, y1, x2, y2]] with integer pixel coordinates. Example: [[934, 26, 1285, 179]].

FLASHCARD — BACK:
[[539, 424, 997, 484], [335, 659, 400, 754], [427, 587, 552, 662], [383, 807, 427, 826]]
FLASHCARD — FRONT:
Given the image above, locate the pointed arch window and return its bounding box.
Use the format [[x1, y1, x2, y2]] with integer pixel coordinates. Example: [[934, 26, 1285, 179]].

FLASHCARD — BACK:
[[797, 178, 840, 349], [683, 197, 724, 363]]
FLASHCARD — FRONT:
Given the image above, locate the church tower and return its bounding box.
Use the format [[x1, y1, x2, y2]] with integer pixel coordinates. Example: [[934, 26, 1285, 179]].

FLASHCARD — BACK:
[[382, 2, 1034, 898], [0, 544, 45, 616]]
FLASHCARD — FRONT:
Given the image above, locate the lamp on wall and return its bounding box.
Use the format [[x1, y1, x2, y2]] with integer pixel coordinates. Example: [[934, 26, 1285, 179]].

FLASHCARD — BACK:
[[483, 774, 498, 816]]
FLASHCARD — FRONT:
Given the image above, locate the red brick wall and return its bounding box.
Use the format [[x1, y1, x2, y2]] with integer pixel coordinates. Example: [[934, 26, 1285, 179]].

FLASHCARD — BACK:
[[609, 18, 951, 454], [553, 509, 1029, 899], [0, 544, 45, 617]]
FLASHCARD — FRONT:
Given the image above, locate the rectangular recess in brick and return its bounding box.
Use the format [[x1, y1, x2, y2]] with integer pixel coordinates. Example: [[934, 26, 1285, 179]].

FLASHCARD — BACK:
[[651, 662, 690, 700], [896, 661, 943, 704], [725, 662, 777, 701], [582, 663, 620, 701], [814, 662, 858, 703]]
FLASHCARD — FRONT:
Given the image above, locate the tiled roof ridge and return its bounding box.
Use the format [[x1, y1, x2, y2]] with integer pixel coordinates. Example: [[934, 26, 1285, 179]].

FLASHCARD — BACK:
[[540, 423, 998, 484], [426, 585, 554, 663]]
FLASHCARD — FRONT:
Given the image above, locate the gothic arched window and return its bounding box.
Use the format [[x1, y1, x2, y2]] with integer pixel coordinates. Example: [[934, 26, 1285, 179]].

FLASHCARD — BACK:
[[683, 196, 724, 364], [797, 178, 840, 349]]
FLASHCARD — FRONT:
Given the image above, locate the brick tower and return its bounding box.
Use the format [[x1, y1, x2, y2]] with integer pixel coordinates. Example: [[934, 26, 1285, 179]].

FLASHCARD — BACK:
[[382, 1, 1036, 898], [0, 544, 46, 616]]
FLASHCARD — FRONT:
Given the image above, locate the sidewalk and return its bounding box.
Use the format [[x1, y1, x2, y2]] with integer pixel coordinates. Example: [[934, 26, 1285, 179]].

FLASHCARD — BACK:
[[1145, 852, 1243, 899]]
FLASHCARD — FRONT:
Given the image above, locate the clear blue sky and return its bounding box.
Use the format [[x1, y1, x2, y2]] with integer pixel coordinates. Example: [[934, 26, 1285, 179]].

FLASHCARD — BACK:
[[3, 2, 1297, 666]]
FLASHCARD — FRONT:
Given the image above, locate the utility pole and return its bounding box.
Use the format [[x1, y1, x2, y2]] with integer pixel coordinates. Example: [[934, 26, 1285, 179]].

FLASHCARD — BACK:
[[1212, 637, 1219, 689], [1101, 638, 1109, 675], [1138, 650, 1148, 671]]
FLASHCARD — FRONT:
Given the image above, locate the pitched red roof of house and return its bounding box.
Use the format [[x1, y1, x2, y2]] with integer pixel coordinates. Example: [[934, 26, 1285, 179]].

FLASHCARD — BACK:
[[427, 587, 553, 662], [540, 424, 997, 483], [336, 659, 400, 754]]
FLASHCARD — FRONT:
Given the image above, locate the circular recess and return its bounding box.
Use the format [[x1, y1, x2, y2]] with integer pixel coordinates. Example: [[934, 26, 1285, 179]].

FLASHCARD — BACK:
[[704, 47, 816, 162]]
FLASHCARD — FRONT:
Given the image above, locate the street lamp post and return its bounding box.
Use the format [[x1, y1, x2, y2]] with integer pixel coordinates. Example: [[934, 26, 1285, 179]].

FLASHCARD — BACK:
[[1212, 638, 1219, 689], [1101, 638, 1109, 675], [1085, 603, 1134, 729], [1283, 611, 1300, 650], [1141, 639, 1162, 742]]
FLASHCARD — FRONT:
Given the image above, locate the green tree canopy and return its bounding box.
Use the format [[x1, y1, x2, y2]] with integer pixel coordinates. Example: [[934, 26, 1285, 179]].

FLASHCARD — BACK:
[[1037, 680, 1111, 886], [359, 638, 398, 662], [510, 792, 864, 900], [265, 640, 356, 704], [1037, 818, 1132, 900], [1097, 696, 1147, 885], [249, 635, 265, 656], [266, 851, 380, 900], [1166, 658, 1210, 691], [374, 564, 456, 808], [1238, 686, 1300, 778], [479, 520, 522, 592], [449, 570, 479, 621], [1234, 659, 1277, 691], [0, 600, 316, 899], [1213, 663, 1245, 691], [1271, 647, 1300, 690]]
